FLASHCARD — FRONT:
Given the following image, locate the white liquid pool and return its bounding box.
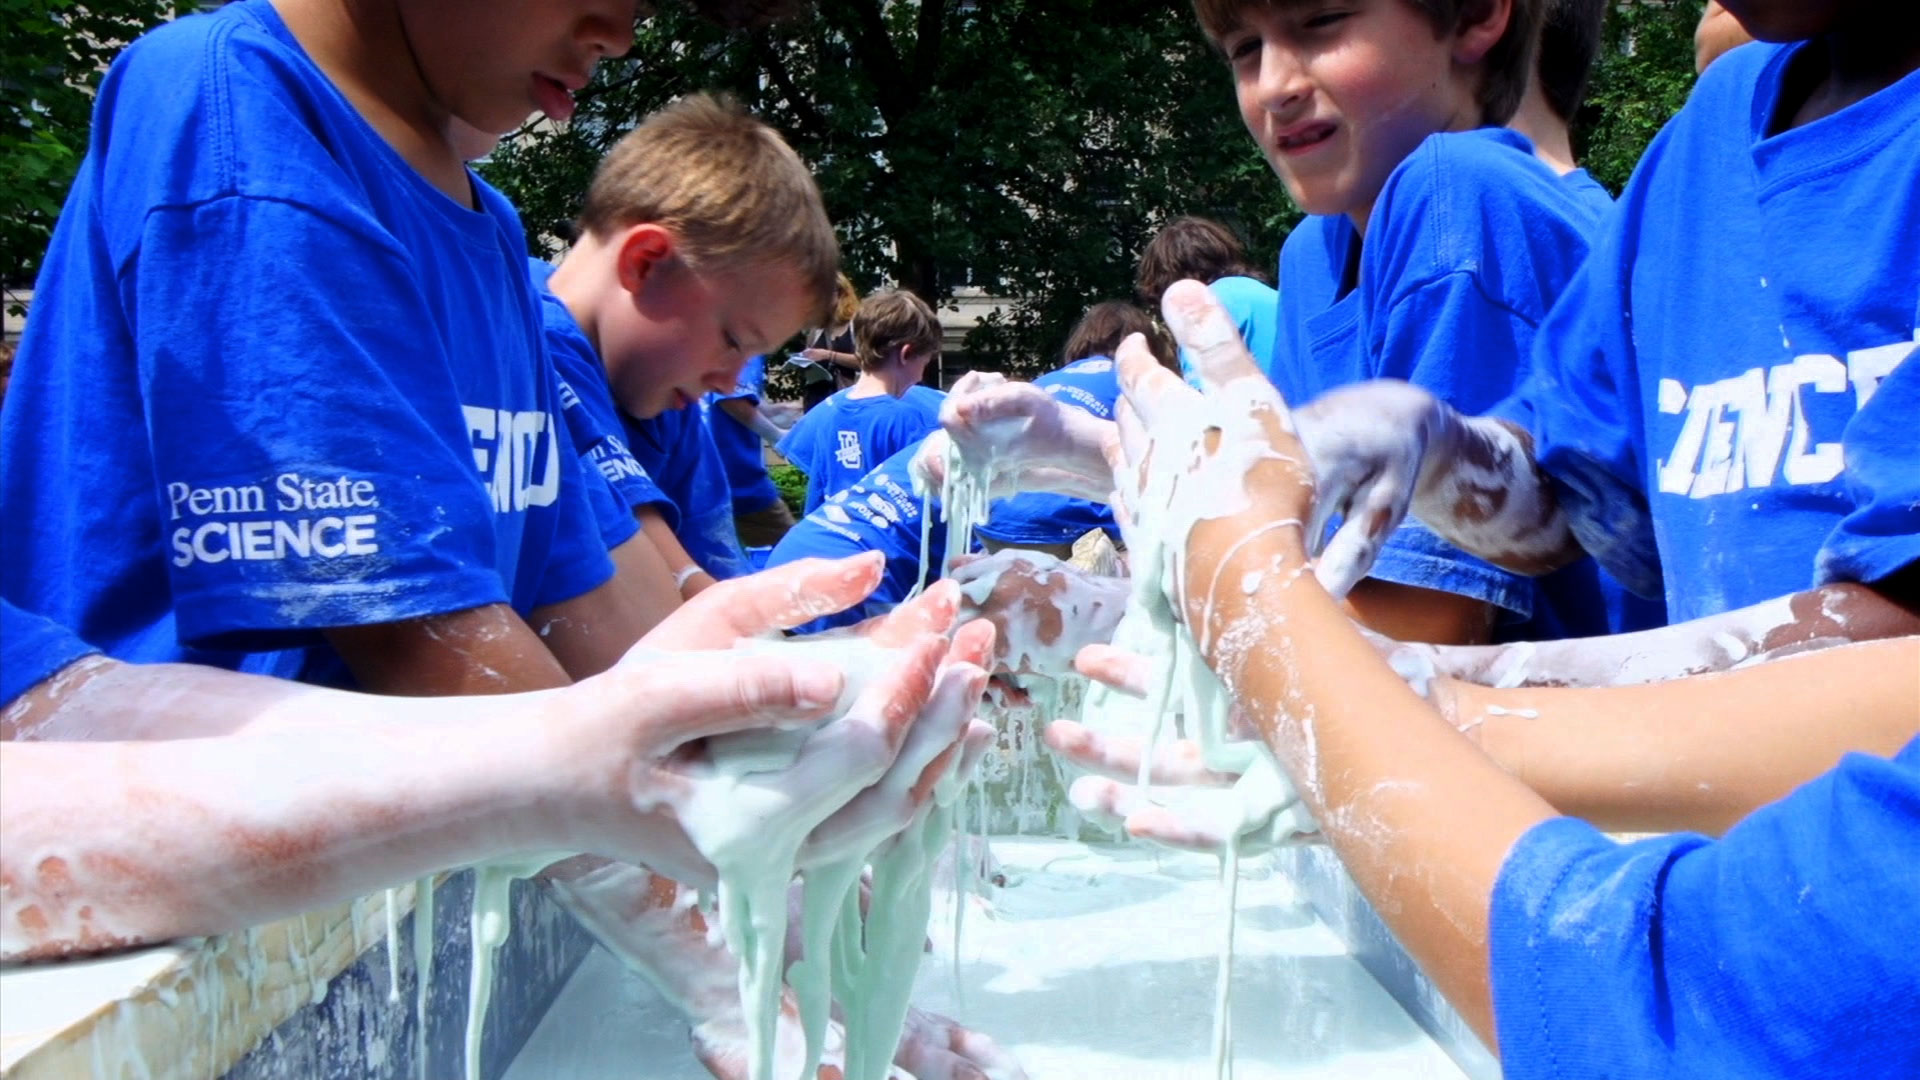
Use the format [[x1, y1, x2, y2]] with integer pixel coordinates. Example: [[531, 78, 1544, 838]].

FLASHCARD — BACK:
[[505, 839, 1470, 1079]]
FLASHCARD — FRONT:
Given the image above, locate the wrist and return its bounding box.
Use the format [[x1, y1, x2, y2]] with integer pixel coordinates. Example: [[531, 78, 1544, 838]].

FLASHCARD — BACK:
[[1185, 520, 1309, 670]]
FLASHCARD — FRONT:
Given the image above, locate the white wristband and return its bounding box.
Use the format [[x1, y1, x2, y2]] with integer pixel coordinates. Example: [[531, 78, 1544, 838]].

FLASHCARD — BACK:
[[674, 564, 703, 590]]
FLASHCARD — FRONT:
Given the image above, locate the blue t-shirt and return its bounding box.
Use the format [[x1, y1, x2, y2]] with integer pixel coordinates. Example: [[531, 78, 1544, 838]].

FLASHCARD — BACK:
[[1491, 735, 1920, 1079], [1272, 127, 1653, 639], [1559, 167, 1616, 221], [706, 355, 783, 513], [1816, 346, 1920, 588], [1, 602, 101, 708], [528, 258, 672, 552], [624, 406, 751, 580], [763, 440, 943, 634], [975, 355, 1123, 547], [0, 2, 611, 682], [777, 385, 945, 512], [1178, 276, 1281, 386], [1501, 43, 1920, 622]]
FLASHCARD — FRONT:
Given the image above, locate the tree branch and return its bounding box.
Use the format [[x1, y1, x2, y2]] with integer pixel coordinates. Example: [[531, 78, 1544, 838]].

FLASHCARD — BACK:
[[749, 30, 832, 144]]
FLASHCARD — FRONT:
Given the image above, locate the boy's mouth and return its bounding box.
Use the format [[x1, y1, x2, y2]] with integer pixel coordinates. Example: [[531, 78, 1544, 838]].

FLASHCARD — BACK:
[[1274, 121, 1337, 154], [532, 75, 576, 123]]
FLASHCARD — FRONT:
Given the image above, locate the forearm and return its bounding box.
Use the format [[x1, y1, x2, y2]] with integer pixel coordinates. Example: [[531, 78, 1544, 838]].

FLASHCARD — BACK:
[[533, 532, 684, 679], [0, 694, 586, 961], [1412, 415, 1583, 576], [1438, 636, 1920, 835], [1204, 533, 1556, 1046], [325, 603, 572, 696], [719, 397, 786, 447], [1392, 583, 1920, 689], [4, 658, 373, 743], [639, 509, 716, 599]]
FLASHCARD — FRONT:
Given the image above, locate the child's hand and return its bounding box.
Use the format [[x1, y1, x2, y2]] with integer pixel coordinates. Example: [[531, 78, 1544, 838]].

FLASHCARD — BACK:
[[949, 550, 1129, 676], [576, 556, 995, 886], [1108, 281, 1319, 649], [1288, 380, 1458, 599], [916, 379, 1120, 502]]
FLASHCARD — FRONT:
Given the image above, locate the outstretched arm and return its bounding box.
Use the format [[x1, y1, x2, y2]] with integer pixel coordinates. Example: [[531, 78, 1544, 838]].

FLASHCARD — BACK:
[[1432, 636, 1920, 835], [719, 396, 787, 447], [1383, 577, 1920, 690]]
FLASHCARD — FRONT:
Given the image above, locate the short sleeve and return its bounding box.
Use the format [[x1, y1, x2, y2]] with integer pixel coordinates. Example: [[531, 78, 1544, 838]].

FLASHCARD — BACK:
[[1364, 272, 1544, 614], [1491, 739, 1920, 1080], [1815, 351, 1920, 589], [1, 602, 101, 707], [1496, 201, 1665, 602], [133, 197, 512, 646], [529, 416, 621, 607]]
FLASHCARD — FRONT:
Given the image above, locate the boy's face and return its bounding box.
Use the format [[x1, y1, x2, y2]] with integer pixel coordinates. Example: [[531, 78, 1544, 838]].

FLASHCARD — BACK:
[[401, 0, 639, 135], [1218, 1, 1484, 228], [601, 254, 815, 419]]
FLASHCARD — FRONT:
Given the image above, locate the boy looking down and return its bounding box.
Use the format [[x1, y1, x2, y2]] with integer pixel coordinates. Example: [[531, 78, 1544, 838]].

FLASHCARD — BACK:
[[779, 289, 946, 512]]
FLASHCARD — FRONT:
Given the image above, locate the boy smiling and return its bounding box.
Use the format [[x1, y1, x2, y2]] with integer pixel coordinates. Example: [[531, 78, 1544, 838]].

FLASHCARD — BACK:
[[1216, 0, 1653, 644]]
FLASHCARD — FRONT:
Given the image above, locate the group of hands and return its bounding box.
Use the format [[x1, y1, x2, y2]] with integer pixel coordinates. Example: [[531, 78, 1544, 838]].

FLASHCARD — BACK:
[[568, 280, 1455, 885]]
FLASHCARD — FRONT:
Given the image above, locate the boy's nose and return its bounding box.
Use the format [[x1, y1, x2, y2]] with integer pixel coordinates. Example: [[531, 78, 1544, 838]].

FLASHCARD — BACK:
[[1253, 44, 1310, 115], [581, 2, 637, 60]]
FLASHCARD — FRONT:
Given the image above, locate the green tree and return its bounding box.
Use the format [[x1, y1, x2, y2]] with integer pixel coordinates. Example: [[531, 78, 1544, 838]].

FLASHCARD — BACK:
[[1576, 0, 1706, 193], [2, 1, 175, 296], [481, 0, 1298, 376]]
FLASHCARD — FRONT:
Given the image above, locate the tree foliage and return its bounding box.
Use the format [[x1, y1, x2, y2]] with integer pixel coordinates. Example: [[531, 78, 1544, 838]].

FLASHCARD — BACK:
[[3, 0, 175, 293], [11, 0, 1708, 365], [1575, 0, 1706, 193], [481, 0, 1299, 375]]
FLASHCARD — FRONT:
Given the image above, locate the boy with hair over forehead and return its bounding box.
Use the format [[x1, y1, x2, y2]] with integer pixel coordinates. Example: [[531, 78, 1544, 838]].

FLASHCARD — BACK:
[[779, 289, 946, 513], [1135, 215, 1279, 385], [1219, 0, 1659, 645]]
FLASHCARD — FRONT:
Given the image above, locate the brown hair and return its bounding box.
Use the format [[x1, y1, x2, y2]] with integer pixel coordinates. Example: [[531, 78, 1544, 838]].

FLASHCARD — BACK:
[[1538, 0, 1604, 122], [1191, 0, 1542, 125], [1062, 301, 1175, 372], [853, 290, 941, 372], [577, 93, 839, 323], [1136, 216, 1265, 309]]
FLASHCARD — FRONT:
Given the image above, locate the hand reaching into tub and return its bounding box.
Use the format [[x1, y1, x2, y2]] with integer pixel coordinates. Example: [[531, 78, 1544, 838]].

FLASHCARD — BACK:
[[911, 378, 1120, 503], [1045, 644, 1318, 855], [950, 550, 1130, 677]]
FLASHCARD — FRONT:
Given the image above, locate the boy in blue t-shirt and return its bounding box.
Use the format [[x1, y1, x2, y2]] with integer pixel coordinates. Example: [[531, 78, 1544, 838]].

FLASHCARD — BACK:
[[1133, 216, 1279, 386], [975, 301, 1173, 558], [0, 0, 633, 693], [706, 354, 799, 548], [778, 290, 946, 511], [762, 438, 943, 634], [536, 94, 837, 605], [1224, 0, 1658, 645], [1294, 12, 1920, 643]]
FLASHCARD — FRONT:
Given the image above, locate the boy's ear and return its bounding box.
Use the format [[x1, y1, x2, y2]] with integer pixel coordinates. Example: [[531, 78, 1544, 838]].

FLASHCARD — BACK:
[[615, 224, 678, 295], [1451, 0, 1513, 68]]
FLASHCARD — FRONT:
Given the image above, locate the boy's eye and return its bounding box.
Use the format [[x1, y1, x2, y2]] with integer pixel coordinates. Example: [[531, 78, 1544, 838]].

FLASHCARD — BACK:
[[1224, 36, 1261, 63], [1302, 9, 1351, 30], [723, 330, 742, 353]]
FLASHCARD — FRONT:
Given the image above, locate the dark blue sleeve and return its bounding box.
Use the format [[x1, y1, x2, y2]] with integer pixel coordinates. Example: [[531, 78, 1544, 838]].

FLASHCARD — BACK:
[[1, 602, 101, 707], [1491, 738, 1920, 1080], [1815, 351, 1920, 590], [135, 197, 514, 643]]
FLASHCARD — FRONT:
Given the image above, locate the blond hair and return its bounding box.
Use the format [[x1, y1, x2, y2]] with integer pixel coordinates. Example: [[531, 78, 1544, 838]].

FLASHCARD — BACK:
[[577, 93, 839, 322], [853, 290, 941, 372]]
